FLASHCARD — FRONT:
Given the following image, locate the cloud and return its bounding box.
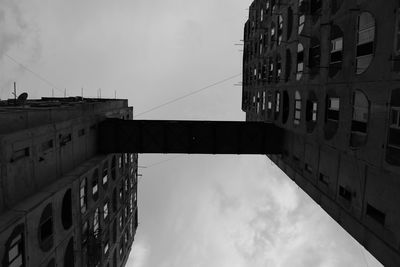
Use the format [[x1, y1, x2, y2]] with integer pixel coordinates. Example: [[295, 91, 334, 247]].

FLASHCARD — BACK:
[[129, 240, 150, 267]]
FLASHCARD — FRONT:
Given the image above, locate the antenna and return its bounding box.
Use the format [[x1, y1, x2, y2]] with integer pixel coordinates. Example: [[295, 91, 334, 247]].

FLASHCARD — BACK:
[[81, 87, 83, 99], [114, 90, 117, 99], [12, 82, 17, 105]]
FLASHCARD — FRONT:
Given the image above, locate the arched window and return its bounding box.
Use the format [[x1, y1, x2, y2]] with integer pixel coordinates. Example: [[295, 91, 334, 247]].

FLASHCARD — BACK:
[[2, 224, 25, 267], [270, 22, 276, 49], [285, 49, 292, 82], [276, 54, 282, 82], [102, 161, 108, 187], [324, 94, 340, 139], [330, 25, 344, 77], [306, 91, 318, 133], [386, 89, 400, 165], [93, 208, 100, 238], [63, 237, 74, 267], [38, 204, 53, 251], [80, 178, 87, 214], [356, 12, 375, 74], [287, 7, 294, 40], [278, 15, 284, 45], [296, 43, 304, 80], [309, 37, 321, 77], [268, 57, 274, 83], [294, 91, 302, 125], [61, 189, 73, 230], [275, 91, 281, 120], [350, 90, 369, 147], [111, 156, 116, 180], [282, 91, 290, 124], [298, 0, 306, 34], [92, 169, 99, 201]]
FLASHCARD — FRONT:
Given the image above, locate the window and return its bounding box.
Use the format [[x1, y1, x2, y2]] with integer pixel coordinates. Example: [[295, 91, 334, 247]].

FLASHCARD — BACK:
[[266, 0, 270, 14], [3, 225, 25, 267], [282, 91, 290, 124], [11, 147, 30, 162], [278, 15, 283, 45], [82, 221, 89, 245], [387, 89, 400, 165], [80, 178, 87, 214], [339, 186, 352, 201], [259, 34, 263, 55], [118, 156, 122, 169], [61, 189, 73, 230], [274, 91, 281, 120], [276, 55, 282, 82], [93, 208, 100, 237], [92, 170, 99, 201], [260, 8, 264, 22], [309, 37, 321, 77], [285, 49, 292, 82], [319, 173, 329, 185], [306, 91, 318, 133], [256, 92, 261, 114], [119, 214, 123, 229], [270, 23, 276, 49], [366, 203, 386, 225], [294, 91, 302, 125], [350, 90, 369, 147], [268, 57, 274, 83], [287, 7, 294, 40], [326, 97, 340, 121], [331, 0, 343, 15], [330, 25, 344, 77], [60, 133, 72, 146], [63, 238, 75, 267], [38, 204, 53, 251], [104, 201, 109, 220], [262, 92, 266, 112], [102, 161, 108, 187], [356, 12, 375, 74], [310, 0, 322, 23], [296, 43, 304, 80], [111, 156, 116, 180], [298, 14, 305, 35], [78, 128, 85, 137], [41, 140, 53, 152], [267, 92, 273, 119]]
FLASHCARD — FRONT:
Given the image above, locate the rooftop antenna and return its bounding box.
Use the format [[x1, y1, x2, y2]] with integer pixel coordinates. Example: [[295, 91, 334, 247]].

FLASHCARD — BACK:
[[12, 82, 17, 105], [114, 90, 117, 99], [99, 88, 101, 99], [81, 87, 83, 99]]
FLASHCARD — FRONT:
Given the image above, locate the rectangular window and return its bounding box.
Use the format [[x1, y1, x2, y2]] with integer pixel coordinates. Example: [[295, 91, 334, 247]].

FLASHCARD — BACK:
[[104, 242, 109, 255], [275, 92, 280, 113], [366, 203, 386, 225], [104, 202, 109, 220], [92, 183, 98, 196], [390, 107, 400, 129], [60, 134, 72, 146], [319, 173, 329, 185], [260, 9, 264, 21], [327, 97, 340, 121], [262, 92, 266, 111], [41, 140, 53, 152], [312, 102, 318, 121], [12, 147, 30, 162], [339, 186, 352, 201]]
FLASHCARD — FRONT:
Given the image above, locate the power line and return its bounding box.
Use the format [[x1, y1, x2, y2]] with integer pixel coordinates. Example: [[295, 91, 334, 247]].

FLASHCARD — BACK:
[[4, 53, 64, 93], [134, 73, 242, 117], [142, 155, 186, 169]]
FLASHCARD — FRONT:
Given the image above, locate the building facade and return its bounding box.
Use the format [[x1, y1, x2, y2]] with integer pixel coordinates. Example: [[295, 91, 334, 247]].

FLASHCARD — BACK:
[[242, 0, 400, 266], [0, 97, 138, 267]]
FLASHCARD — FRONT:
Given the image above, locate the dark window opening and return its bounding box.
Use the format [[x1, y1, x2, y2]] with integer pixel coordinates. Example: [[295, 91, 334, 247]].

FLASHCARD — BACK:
[[41, 140, 53, 152], [268, 57, 274, 83], [308, 38, 321, 78], [38, 204, 53, 252], [102, 161, 108, 187], [331, 0, 343, 15], [387, 89, 400, 165], [285, 49, 292, 82], [82, 221, 89, 246], [329, 25, 343, 77], [111, 156, 116, 180], [310, 0, 322, 23], [276, 55, 282, 82], [63, 238, 75, 267], [339, 186, 352, 201], [319, 173, 329, 185], [60, 134, 72, 146], [270, 23, 276, 49], [61, 189, 73, 230], [278, 15, 283, 45], [282, 91, 290, 124], [366, 204, 386, 225], [78, 128, 85, 137], [324, 95, 340, 139], [287, 7, 293, 40], [11, 147, 30, 162], [350, 90, 369, 147]]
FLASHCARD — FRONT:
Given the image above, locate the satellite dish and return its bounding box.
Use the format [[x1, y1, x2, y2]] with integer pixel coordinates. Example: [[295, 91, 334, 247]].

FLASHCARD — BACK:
[[17, 92, 28, 101], [17, 92, 28, 105]]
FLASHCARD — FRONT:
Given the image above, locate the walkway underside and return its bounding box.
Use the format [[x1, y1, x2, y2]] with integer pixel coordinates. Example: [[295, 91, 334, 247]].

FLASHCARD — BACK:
[[99, 119, 284, 154]]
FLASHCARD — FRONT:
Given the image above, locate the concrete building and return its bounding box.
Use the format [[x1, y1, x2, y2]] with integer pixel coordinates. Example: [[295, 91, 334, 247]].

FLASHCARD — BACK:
[[242, 0, 400, 266], [0, 97, 138, 267]]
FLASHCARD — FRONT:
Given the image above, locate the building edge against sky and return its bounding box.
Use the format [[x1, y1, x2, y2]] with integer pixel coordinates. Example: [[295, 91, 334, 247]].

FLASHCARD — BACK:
[[242, 0, 400, 266], [0, 97, 138, 267]]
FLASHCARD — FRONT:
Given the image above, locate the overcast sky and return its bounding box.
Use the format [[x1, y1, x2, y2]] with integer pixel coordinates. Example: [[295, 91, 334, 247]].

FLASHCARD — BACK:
[[0, 0, 382, 266]]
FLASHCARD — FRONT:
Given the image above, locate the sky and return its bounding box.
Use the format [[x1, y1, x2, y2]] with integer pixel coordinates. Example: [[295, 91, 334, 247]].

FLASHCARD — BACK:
[[0, 0, 383, 266]]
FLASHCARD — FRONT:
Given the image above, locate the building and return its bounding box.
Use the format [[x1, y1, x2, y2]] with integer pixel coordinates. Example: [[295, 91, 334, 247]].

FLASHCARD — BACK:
[[0, 97, 138, 267], [242, 0, 400, 266]]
